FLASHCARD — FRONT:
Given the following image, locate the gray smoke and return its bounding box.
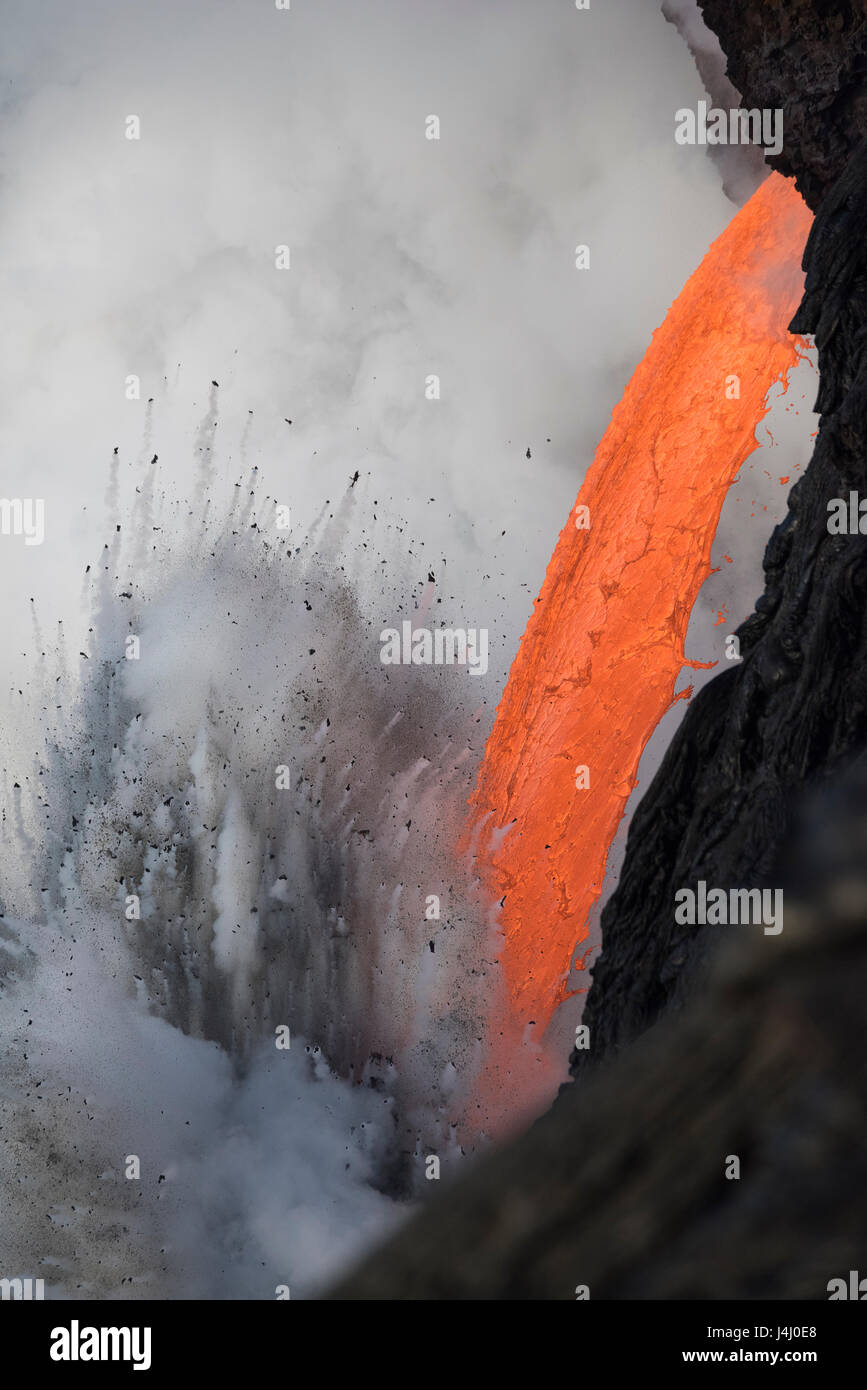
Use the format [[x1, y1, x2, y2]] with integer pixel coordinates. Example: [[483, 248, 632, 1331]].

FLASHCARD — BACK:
[[1, 447, 508, 1297], [0, 0, 818, 1298], [662, 0, 769, 204]]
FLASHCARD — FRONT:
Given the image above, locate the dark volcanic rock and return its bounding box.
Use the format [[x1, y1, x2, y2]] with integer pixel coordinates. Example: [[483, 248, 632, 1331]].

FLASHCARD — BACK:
[[700, 0, 867, 212], [574, 137, 867, 1074], [328, 762, 867, 1299]]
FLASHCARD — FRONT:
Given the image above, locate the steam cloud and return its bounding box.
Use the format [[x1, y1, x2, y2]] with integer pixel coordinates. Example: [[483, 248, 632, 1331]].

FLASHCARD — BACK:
[[0, 0, 817, 1296]]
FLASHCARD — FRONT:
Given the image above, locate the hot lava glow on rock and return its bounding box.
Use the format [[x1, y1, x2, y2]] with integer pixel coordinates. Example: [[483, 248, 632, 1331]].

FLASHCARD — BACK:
[[464, 172, 813, 1035]]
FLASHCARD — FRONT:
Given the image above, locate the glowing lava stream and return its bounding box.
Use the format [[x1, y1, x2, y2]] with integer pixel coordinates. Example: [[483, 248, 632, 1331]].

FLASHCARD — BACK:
[[465, 172, 812, 1034]]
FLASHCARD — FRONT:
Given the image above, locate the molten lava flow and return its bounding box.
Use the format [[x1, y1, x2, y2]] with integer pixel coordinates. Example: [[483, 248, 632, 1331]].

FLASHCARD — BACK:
[[466, 172, 812, 1033]]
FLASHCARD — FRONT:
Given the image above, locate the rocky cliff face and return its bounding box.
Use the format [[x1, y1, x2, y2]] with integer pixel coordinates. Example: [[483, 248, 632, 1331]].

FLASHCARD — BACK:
[[329, 759, 867, 1299], [700, 0, 867, 213], [573, 8, 867, 1075]]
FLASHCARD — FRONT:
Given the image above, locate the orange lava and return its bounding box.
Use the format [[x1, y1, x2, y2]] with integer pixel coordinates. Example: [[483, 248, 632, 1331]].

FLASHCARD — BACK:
[[465, 173, 812, 1032]]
